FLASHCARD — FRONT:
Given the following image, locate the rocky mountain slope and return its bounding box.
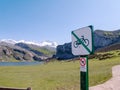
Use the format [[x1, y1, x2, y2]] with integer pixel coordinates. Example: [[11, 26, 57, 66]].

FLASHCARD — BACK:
[[56, 30, 120, 60], [56, 43, 74, 60], [0, 40, 56, 62], [94, 29, 120, 50], [96, 43, 120, 52]]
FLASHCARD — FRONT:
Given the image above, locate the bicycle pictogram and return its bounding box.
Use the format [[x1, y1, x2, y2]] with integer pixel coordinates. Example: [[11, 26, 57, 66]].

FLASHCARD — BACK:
[[73, 36, 89, 48]]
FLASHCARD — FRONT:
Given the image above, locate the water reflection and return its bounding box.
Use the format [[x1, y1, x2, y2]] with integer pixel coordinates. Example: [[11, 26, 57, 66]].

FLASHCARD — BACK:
[[0, 62, 43, 66]]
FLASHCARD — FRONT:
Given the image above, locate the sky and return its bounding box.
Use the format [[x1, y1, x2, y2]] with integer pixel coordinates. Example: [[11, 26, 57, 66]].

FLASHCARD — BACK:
[[0, 0, 120, 44]]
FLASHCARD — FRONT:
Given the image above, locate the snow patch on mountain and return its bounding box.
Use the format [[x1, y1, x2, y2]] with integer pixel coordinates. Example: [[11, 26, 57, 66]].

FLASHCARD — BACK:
[[0, 39, 17, 44], [39, 41, 58, 47], [17, 40, 40, 46], [0, 39, 58, 48]]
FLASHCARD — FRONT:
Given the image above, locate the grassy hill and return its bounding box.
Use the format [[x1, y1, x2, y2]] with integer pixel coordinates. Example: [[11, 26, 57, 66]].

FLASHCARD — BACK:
[[0, 50, 120, 90], [31, 47, 55, 57], [15, 43, 55, 57]]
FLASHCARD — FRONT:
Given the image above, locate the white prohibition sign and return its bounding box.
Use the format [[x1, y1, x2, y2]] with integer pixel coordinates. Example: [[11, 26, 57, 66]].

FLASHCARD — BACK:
[[80, 58, 86, 66], [71, 25, 93, 55], [80, 57, 87, 72]]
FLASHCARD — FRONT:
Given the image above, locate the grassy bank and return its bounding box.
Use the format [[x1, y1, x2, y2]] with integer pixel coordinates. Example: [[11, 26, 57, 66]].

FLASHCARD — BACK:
[[0, 55, 120, 90], [89, 56, 120, 86]]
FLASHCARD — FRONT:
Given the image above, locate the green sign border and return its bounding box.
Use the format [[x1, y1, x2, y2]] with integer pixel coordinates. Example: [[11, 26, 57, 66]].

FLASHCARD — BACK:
[[89, 25, 94, 54]]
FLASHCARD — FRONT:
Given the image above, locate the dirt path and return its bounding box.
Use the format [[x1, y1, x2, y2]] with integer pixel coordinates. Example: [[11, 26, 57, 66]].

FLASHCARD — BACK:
[[89, 65, 120, 90]]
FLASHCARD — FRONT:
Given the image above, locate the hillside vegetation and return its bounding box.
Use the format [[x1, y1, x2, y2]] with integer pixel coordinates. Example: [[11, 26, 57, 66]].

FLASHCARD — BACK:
[[0, 50, 120, 90]]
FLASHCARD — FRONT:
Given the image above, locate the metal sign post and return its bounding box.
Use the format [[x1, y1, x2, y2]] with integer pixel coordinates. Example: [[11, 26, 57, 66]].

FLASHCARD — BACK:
[[71, 25, 94, 90], [80, 56, 88, 90]]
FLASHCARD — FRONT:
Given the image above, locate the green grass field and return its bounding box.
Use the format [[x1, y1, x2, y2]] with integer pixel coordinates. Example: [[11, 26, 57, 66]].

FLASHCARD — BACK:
[[0, 51, 120, 90]]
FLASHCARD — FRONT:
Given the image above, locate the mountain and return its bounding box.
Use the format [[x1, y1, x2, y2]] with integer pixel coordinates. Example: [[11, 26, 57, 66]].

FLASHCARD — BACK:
[[0, 39, 58, 48], [0, 39, 57, 62], [56, 43, 75, 60], [55, 29, 120, 60], [95, 43, 120, 52], [15, 42, 55, 57], [94, 29, 120, 50]]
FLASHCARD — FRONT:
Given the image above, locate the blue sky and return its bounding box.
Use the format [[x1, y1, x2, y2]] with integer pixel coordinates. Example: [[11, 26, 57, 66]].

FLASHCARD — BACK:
[[0, 0, 120, 44]]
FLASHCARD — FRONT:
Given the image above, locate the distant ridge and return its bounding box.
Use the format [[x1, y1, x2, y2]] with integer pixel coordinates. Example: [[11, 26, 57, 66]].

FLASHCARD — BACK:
[[94, 29, 120, 50], [0, 39, 57, 62], [96, 43, 120, 52], [0, 39, 58, 48]]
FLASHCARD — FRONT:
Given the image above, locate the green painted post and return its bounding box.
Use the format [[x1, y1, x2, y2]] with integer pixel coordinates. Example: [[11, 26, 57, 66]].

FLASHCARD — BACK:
[[80, 56, 89, 90], [71, 25, 94, 90]]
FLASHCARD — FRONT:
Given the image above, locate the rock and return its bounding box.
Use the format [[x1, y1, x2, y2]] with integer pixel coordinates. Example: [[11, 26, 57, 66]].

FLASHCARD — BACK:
[[33, 56, 42, 61], [23, 53, 33, 61], [55, 43, 75, 60], [0, 46, 13, 61], [2, 46, 13, 56]]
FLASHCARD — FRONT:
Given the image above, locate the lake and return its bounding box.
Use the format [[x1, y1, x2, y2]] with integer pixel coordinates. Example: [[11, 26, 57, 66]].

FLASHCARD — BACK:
[[0, 62, 44, 66]]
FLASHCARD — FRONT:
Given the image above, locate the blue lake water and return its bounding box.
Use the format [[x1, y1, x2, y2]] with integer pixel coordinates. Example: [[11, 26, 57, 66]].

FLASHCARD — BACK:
[[0, 62, 44, 66]]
